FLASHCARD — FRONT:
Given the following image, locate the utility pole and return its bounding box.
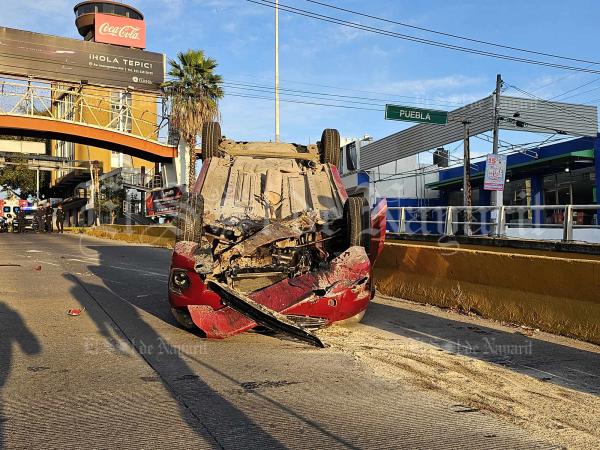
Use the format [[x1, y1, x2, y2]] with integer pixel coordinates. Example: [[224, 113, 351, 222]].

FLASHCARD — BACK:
[[274, 0, 280, 143], [463, 120, 472, 236], [36, 167, 40, 201], [91, 160, 100, 226], [491, 74, 503, 208]]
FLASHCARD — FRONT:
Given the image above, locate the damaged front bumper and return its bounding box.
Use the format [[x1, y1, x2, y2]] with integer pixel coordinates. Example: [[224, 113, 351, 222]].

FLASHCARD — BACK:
[[169, 245, 372, 346]]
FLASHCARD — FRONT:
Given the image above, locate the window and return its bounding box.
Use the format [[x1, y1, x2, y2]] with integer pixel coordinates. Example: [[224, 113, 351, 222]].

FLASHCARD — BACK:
[[110, 91, 132, 133], [55, 90, 76, 179]]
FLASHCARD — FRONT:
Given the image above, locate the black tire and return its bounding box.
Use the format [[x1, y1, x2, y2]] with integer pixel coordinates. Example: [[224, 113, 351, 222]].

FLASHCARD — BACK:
[[175, 192, 204, 243], [170, 307, 196, 330], [344, 196, 371, 254], [319, 128, 341, 167], [201, 122, 222, 160]]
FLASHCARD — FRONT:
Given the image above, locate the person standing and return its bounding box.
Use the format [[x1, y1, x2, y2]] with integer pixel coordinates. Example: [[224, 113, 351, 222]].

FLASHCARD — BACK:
[[56, 204, 65, 234], [35, 207, 44, 233], [45, 205, 54, 233], [17, 209, 25, 234]]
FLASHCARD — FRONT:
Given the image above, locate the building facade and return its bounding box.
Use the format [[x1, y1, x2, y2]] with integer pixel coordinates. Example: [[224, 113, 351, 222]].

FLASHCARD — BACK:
[[427, 135, 599, 225], [49, 1, 161, 224]]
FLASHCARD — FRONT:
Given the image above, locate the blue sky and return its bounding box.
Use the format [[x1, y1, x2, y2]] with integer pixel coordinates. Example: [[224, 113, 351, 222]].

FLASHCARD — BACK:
[[4, 0, 600, 160]]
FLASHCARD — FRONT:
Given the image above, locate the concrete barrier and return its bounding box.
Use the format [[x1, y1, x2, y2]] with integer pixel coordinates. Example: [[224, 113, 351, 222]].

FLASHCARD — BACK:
[[374, 240, 600, 345], [69, 225, 176, 248]]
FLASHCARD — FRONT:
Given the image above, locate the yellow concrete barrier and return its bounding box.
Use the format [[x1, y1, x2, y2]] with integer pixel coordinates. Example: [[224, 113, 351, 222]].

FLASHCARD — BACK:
[[374, 241, 600, 345], [68, 225, 176, 249]]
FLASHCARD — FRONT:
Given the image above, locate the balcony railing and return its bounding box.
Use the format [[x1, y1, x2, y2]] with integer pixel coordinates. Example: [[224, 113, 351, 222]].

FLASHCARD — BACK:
[[387, 204, 600, 244], [0, 79, 170, 144]]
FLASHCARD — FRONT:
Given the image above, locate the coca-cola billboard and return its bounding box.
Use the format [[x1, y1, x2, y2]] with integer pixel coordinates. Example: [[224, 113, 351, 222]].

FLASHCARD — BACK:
[[94, 13, 146, 49], [0, 27, 164, 92]]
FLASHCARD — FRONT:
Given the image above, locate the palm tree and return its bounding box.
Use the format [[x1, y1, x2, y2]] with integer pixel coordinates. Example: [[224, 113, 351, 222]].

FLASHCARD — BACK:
[[162, 50, 224, 186]]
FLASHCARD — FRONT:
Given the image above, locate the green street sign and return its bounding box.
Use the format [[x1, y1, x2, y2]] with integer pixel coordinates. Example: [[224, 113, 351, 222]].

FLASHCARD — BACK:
[[385, 104, 448, 125]]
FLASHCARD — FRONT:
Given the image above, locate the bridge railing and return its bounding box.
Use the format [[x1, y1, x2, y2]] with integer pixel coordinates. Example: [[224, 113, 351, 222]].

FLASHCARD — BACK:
[[121, 167, 163, 190], [387, 204, 600, 244], [0, 79, 170, 144]]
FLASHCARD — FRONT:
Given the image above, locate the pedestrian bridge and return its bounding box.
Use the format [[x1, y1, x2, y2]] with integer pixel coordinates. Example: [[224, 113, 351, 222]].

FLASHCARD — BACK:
[[0, 79, 177, 162]]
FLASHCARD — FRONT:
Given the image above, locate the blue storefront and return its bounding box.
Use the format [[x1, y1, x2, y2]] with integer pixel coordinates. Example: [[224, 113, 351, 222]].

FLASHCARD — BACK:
[[426, 134, 600, 226]]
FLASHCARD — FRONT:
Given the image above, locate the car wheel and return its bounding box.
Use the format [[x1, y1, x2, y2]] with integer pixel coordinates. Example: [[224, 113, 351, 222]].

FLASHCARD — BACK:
[[176, 192, 204, 243], [201, 122, 222, 160], [319, 128, 340, 167], [170, 307, 196, 330], [344, 196, 371, 254]]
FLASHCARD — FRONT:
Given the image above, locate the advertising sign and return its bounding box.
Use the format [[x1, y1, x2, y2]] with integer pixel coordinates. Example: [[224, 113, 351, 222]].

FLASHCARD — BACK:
[[0, 27, 164, 92], [94, 13, 146, 49], [145, 186, 183, 217], [484, 154, 508, 191]]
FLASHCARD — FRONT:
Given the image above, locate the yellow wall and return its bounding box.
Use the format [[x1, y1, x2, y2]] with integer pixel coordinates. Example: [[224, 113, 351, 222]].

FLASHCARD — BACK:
[[375, 241, 600, 345], [51, 85, 158, 186]]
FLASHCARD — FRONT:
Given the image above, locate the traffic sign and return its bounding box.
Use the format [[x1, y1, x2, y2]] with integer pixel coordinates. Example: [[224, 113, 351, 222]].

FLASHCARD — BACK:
[[385, 104, 448, 125]]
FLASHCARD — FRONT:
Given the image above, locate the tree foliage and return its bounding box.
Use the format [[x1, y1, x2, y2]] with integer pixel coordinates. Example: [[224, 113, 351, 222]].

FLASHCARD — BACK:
[[162, 49, 224, 186], [99, 174, 125, 225], [0, 158, 37, 198]]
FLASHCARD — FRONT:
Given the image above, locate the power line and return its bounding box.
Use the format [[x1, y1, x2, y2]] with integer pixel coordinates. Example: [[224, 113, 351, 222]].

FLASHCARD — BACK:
[[222, 80, 466, 108], [225, 85, 388, 107], [549, 80, 600, 102], [302, 0, 600, 67], [505, 83, 598, 127], [225, 92, 382, 111], [222, 83, 473, 110], [228, 76, 477, 105], [372, 137, 575, 185], [247, 0, 600, 75]]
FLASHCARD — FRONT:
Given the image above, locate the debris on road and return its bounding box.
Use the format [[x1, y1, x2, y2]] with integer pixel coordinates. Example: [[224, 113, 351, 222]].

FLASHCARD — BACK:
[[67, 308, 84, 316], [318, 296, 600, 450]]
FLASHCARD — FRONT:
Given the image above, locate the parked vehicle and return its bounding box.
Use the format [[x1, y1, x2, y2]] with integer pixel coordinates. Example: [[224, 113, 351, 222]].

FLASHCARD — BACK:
[[12, 207, 38, 233], [168, 124, 387, 346]]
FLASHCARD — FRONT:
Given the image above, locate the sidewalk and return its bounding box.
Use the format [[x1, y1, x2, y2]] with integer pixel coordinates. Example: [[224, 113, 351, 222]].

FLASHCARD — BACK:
[[318, 295, 600, 449]]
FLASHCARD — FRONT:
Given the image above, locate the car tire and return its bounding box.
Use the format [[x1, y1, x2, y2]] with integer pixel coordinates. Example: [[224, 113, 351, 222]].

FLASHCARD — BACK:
[[170, 307, 196, 330], [319, 128, 340, 167], [344, 196, 371, 254], [201, 122, 222, 160], [176, 192, 204, 243]]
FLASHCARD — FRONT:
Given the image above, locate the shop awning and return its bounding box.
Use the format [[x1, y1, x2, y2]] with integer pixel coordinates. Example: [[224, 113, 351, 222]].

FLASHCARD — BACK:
[[426, 149, 594, 190]]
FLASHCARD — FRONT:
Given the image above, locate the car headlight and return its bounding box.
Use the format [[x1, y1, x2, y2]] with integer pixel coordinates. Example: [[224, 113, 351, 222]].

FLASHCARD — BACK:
[[170, 269, 191, 292]]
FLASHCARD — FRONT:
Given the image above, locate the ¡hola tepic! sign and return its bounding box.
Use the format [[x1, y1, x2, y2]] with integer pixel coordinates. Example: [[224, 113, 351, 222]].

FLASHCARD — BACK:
[[94, 13, 146, 49], [484, 154, 508, 191]]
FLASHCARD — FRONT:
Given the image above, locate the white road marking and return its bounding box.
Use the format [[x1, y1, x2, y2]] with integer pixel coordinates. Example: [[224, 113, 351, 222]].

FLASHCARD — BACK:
[[518, 364, 575, 383], [66, 258, 168, 278], [35, 260, 61, 267], [390, 323, 474, 351], [566, 367, 600, 378]]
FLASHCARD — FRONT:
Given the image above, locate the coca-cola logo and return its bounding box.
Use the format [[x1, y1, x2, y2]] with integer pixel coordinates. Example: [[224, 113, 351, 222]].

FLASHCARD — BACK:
[[98, 22, 142, 41]]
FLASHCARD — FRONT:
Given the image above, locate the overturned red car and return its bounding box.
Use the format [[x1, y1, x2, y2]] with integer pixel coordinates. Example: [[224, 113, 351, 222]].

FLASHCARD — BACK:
[[168, 124, 387, 347]]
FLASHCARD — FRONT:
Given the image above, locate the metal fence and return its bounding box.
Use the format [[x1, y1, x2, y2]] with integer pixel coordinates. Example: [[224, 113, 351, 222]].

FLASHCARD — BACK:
[[0, 79, 169, 143], [388, 204, 600, 244], [121, 168, 163, 191]]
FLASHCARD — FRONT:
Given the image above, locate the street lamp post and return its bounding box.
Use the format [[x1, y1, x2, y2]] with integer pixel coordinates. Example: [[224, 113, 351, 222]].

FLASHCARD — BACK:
[[275, 0, 280, 143]]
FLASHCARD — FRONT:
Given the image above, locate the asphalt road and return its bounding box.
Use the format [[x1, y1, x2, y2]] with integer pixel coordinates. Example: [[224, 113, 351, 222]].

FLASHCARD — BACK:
[[0, 233, 558, 449]]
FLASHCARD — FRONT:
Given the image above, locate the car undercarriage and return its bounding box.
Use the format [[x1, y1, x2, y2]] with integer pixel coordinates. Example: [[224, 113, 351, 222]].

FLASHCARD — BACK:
[[169, 127, 387, 346]]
